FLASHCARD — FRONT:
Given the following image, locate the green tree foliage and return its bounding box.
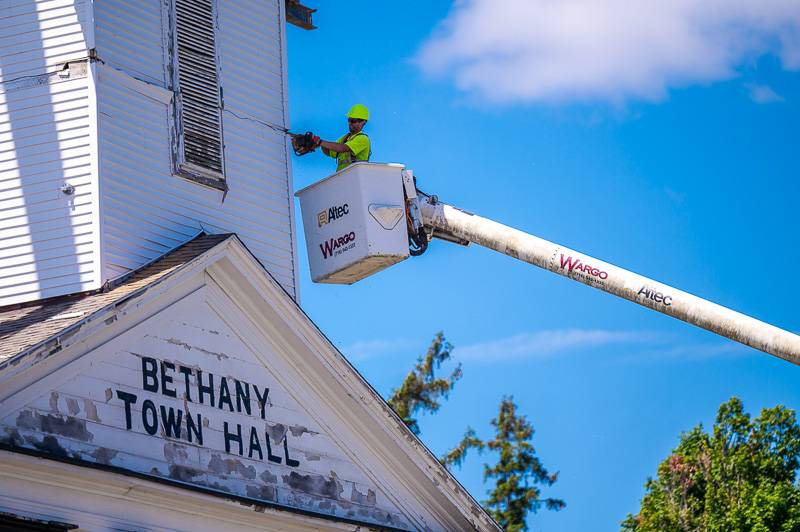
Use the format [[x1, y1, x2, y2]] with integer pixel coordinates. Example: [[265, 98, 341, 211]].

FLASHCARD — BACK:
[[484, 397, 565, 531], [387, 332, 461, 435], [622, 397, 800, 532], [441, 427, 484, 469], [443, 397, 565, 531], [388, 335, 563, 530]]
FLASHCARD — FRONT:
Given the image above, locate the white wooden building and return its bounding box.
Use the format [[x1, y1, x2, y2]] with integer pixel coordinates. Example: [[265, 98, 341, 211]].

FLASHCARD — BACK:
[[2, 0, 298, 307], [0, 1, 499, 530]]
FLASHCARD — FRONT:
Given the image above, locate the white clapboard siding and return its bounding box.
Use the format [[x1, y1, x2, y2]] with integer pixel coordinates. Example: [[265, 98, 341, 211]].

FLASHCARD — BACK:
[[0, 0, 93, 82], [0, 72, 99, 306], [95, 0, 297, 297], [93, 0, 166, 85], [0, 0, 98, 306]]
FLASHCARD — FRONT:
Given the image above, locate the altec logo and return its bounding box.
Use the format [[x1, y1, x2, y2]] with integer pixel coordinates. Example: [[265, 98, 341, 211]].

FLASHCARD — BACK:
[[320, 232, 356, 259], [317, 204, 349, 227], [638, 285, 673, 306], [559, 254, 608, 279]]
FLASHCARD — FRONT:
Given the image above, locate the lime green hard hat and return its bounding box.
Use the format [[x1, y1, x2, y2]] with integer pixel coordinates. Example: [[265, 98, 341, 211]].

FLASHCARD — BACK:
[[347, 104, 369, 121]]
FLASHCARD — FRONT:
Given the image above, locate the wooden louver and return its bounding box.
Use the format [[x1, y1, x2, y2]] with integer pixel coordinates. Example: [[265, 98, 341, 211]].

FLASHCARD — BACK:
[[175, 0, 224, 177]]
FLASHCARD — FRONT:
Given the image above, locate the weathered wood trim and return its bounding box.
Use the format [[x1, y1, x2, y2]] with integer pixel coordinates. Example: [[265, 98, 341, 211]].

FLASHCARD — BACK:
[[277, 0, 301, 301], [0, 449, 384, 531]]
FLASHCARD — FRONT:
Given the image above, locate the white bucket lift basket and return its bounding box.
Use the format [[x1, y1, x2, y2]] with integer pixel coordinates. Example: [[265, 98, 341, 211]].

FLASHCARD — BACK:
[[295, 163, 409, 284]]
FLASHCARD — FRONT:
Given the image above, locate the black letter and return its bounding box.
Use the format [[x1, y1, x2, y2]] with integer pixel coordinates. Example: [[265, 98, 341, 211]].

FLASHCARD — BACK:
[[160, 405, 183, 438], [235, 380, 251, 415], [116, 390, 137, 430], [160, 361, 177, 397], [142, 357, 158, 392], [142, 400, 158, 435], [283, 436, 300, 467], [224, 422, 243, 455], [218, 377, 234, 412], [186, 412, 203, 445], [253, 385, 270, 420], [179, 366, 193, 402], [265, 433, 281, 464], [248, 426, 263, 460], [197, 370, 215, 407]]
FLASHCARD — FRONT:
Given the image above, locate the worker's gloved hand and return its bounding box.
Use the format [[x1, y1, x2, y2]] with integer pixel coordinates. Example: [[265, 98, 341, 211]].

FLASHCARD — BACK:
[[312, 135, 321, 147]]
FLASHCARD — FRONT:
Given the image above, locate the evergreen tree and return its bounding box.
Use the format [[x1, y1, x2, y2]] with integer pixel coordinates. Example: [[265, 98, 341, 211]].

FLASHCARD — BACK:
[[388, 336, 564, 531], [622, 397, 800, 532], [443, 397, 565, 531], [387, 332, 461, 435], [441, 427, 484, 469], [483, 397, 565, 531]]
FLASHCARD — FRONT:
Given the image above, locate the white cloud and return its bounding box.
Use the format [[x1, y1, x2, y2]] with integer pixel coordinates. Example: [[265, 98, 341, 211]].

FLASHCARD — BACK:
[[746, 83, 785, 103], [341, 330, 754, 364], [624, 341, 751, 362], [454, 329, 655, 361], [416, 0, 800, 104]]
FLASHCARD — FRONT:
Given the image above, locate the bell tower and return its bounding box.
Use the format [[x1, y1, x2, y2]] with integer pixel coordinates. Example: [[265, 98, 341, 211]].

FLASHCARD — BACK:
[[1, 0, 300, 307]]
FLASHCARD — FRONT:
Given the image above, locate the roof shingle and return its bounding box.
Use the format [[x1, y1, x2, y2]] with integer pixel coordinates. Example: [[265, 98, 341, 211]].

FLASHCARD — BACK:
[[0, 233, 232, 363]]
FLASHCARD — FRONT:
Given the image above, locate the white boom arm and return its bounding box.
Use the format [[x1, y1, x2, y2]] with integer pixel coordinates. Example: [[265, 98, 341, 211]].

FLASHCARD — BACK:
[[419, 198, 800, 366]]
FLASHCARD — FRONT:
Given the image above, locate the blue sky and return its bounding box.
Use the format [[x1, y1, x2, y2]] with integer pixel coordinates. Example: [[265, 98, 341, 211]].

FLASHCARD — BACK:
[[285, 2, 800, 530]]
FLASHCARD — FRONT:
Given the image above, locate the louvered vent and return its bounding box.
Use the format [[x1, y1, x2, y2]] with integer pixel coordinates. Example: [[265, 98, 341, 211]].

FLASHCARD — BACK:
[[175, 0, 224, 179]]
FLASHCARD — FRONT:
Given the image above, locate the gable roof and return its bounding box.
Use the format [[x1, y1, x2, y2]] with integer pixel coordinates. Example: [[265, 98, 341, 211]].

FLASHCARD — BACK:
[[0, 232, 500, 531], [0, 233, 230, 366]]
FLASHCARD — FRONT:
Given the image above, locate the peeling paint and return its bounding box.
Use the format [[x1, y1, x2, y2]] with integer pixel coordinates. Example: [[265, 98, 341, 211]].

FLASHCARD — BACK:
[[164, 337, 229, 360], [245, 484, 277, 501], [91, 447, 119, 465], [208, 453, 256, 479], [289, 424, 317, 438], [49, 392, 59, 413], [66, 398, 80, 415], [105, 388, 113, 402], [351, 486, 377, 507], [1, 428, 24, 447], [282, 471, 343, 499], [29, 435, 72, 459], [265, 422, 287, 444], [84, 399, 100, 422], [168, 464, 204, 482], [303, 451, 321, 461], [163, 442, 189, 463], [16, 410, 93, 442], [260, 469, 277, 484]]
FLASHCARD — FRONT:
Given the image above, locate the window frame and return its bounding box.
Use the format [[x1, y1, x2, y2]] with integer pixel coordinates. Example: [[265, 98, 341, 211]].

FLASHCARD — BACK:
[[166, 0, 227, 192]]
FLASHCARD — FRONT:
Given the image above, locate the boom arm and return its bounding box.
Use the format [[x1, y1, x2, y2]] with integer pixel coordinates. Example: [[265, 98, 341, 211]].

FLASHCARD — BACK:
[[419, 197, 800, 366]]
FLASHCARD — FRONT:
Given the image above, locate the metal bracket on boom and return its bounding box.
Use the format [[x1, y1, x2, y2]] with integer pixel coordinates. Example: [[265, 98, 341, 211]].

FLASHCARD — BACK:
[[402, 169, 430, 256], [415, 193, 470, 247]]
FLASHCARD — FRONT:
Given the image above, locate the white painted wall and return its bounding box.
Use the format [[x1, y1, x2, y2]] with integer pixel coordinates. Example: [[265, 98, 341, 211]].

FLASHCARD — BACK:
[[1, 0, 298, 307], [0, 0, 100, 306], [94, 0, 298, 297]]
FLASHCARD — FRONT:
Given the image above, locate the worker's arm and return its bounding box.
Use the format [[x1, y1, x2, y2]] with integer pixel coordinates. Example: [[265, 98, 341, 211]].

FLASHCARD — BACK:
[[319, 140, 353, 155]]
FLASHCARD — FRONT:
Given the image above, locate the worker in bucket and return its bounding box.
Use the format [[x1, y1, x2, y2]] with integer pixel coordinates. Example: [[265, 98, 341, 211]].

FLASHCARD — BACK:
[[313, 104, 371, 171]]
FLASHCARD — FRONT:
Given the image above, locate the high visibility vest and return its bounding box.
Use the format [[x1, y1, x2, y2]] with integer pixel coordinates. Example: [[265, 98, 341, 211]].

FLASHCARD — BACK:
[[332, 131, 370, 171]]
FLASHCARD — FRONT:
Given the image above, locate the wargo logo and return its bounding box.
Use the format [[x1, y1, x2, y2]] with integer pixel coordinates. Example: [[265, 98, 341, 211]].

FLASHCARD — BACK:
[[320, 232, 356, 259], [559, 254, 608, 280]]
